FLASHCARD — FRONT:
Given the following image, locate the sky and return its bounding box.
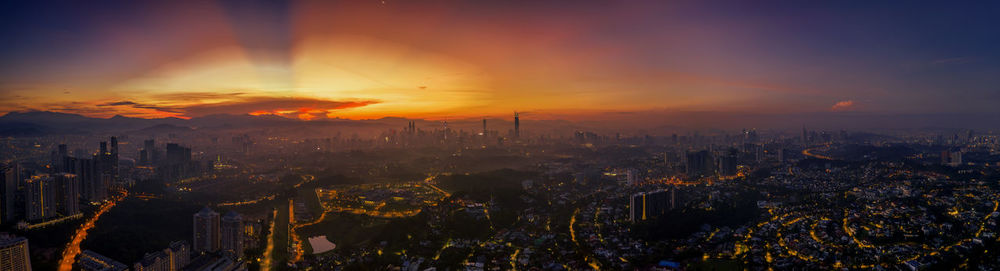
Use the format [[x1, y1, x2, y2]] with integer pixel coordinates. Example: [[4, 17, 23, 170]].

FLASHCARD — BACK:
[[0, 1, 998, 122]]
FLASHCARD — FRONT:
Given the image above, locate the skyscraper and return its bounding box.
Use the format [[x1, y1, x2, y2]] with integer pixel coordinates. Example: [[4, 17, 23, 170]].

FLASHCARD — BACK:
[[53, 173, 80, 216], [629, 189, 673, 222], [193, 207, 220, 253], [685, 150, 714, 178], [0, 164, 17, 225], [25, 175, 56, 221], [220, 211, 244, 259], [64, 156, 103, 203], [0, 233, 32, 271], [55, 144, 68, 172], [144, 139, 159, 165], [514, 112, 520, 138], [718, 148, 739, 177]]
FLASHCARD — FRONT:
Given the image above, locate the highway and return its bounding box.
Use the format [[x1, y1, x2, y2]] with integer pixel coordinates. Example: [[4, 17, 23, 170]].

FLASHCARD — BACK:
[[57, 191, 126, 271]]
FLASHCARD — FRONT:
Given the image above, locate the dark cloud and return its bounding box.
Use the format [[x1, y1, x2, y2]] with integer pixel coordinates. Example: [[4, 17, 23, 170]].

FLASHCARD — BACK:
[[99, 101, 138, 106], [181, 97, 379, 118], [97, 100, 183, 113]]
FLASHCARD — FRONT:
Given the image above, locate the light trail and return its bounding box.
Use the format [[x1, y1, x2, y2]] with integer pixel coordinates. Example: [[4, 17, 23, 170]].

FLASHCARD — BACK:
[[261, 208, 277, 271], [58, 191, 126, 271], [510, 248, 520, 271], [569, 208, 579, 244], [802, 145, 833, 160]]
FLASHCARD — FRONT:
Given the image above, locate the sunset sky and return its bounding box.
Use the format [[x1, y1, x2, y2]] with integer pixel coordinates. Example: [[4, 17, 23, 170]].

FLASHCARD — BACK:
[[1, 1, 998, 121]]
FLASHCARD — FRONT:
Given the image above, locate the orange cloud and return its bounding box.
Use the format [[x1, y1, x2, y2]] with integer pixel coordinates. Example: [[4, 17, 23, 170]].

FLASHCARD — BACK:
[[831, 100, 855, 111]]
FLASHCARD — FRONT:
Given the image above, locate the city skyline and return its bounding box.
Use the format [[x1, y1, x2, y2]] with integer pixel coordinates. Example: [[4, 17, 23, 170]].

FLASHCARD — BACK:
[[3, 1, 1000, 270]]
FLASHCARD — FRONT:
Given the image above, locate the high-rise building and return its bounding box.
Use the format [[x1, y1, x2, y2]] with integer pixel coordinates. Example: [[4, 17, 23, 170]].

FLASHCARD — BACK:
[[53, 173, 80, 216], [0, 233, 31, 271], [66, 156, 105, 203], [629, 189, 674, 222], [685, 150, 714, 178], [165, 144, 192, 165], [167, 241, 190, 270], [110, 137, 119, 177], [54, 144, 69, 172], [513, 112, 520, 138], [625, 168, 640, 186], [25, 175, 56, 221], [144, 139, 159, 165], [65, 157, 108, 202], [718, 148, 739, 177], [193, 207, 220, 253], [801, 126, 807, 144], [220, 211, 244, 259], [1, 164, 18, 225]]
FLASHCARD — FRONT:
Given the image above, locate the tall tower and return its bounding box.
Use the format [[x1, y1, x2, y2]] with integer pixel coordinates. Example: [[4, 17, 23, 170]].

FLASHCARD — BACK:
[[221, 211, 244, 259], [0, 233, 32, 271], [193, 207, 220, 253], [514, 112, 520, 138], [801, 126, 808, 144], [482, 119, 487, 137]]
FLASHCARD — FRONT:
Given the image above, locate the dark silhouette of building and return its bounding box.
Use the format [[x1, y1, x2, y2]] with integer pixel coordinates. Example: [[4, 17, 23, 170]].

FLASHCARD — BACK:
[[514, 112, 520, 138], [685, 150, 714, 177], [629, 189, 674, 222], [0, 164, 17, 225], [221, 211, 244, 259], [719, 148, 739, 177], [53, 173, 80, 217]]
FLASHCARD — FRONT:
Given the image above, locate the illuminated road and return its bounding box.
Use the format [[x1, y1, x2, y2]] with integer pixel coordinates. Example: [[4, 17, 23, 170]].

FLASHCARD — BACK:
[[423, 174, 451, 198], [58, 192, 126, 271], [802, 145, 833, 160], [261, 208, 278, 271], [289, 199, 304, 263], [569, 208, 579, 244]]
